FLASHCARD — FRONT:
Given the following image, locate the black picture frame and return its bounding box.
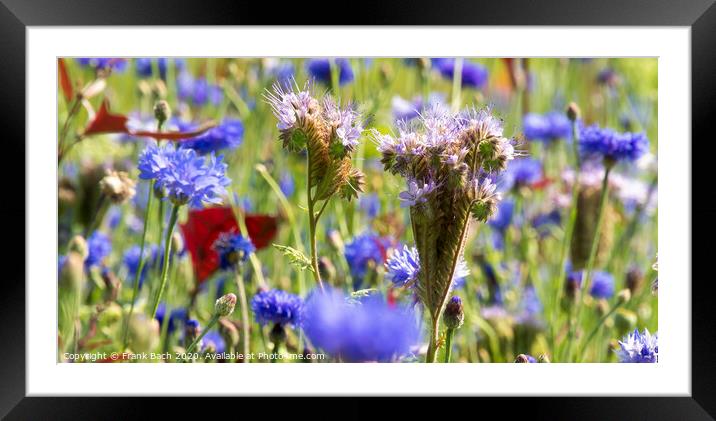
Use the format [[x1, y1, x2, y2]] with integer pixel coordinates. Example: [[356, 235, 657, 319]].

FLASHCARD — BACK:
[[1, 0, 713, 418]]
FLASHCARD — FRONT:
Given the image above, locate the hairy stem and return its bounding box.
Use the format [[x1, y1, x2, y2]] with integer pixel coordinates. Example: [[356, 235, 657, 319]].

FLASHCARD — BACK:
[[150, 204, 180, 318], [235, 264, 251, 362]]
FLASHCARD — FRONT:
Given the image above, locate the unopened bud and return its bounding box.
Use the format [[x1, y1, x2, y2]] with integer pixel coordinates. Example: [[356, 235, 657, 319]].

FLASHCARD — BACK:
[[99, 170, 136, 204], [153, 100, 172, 126], [626, 267, 644, 294], [617, 289, 631, 304], [514, 354, 536, 363], [443, 296, 465, 330], [68, 235, 89, 259], [128, 314, 160, 353], [566, 102, 580, 122], [269, 322, 287, 345], [215, 293, 237, 317]]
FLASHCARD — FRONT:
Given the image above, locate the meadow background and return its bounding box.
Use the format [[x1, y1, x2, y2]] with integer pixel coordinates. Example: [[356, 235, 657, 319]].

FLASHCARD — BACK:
[[57, 57, 658, 363]]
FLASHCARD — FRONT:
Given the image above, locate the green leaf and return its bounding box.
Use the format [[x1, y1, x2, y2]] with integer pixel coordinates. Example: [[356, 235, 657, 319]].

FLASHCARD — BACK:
[[273, 244, 314, 273]]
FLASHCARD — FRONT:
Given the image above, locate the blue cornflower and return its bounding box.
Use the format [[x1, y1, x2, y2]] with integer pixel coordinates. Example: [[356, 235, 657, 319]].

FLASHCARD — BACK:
[[272, 62, 295, 84], [154, 303, 188, 334], [385, 245, 468, 289], [279, 171, 295, 197], [122, 245, 153, 289], [251, 289, 303, 327], [433, 58, 489, 89], [201, 331, 226, 353], [180, 119, 244, 155], [344, 233, 386, 287], [579, 124, 650, 163], [138, 142, 231, 208], [358, 193, 380, 218], [135, 58, 186, 79], [384, 245, 420, 287], [532, 210, 561, 237], [567, 270, 615, 299], [301, 288, 420, 362], [192, 78, 224, 106], [616, 328, 658, 363], [523, 112, 571, 142], [85, 231, 111, 269], [213, 231, 256, 270], [501, 158, 543, 191], [306, 58, 354, 85], [76, 58, 127, 72]]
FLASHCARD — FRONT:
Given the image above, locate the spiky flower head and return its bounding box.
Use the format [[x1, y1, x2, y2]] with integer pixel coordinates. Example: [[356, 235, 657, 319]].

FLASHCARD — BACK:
[[616, 328, 658, 363], [443, 295, 465, 330], [374, 103, 513, 322], [138, 141, 230, 208], [579, 124, 650, 165], [214, 293, 237, 317], [265, 81, 365, 202], [250, 289, 303, 327]]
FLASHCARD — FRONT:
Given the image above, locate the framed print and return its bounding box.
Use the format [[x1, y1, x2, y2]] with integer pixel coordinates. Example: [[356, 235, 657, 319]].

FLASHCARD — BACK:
[[2, 0, 715, 418]]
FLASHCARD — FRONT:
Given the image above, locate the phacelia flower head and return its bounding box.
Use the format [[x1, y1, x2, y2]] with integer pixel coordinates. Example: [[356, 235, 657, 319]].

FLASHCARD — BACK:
[[433, 58, 489, 89], [323, 97, 363, 151], [301, 288, 420, 362], [399, 179, 439, 207], [579, 124, 650, 164], [213, 231, 256, 269], [138, 142, 230, 208], [344, 232, 387, 287], [85, 231, 111, 269], [250, 289, 303, 327], [306, 58, 354, 86], [523, 111, 571, 142], [180, 119, 244, 155], [616, 328, 658, 363]]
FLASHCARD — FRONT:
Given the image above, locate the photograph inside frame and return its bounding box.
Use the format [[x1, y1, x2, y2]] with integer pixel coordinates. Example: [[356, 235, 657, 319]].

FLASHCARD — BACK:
[[56, 57, 658, 364]]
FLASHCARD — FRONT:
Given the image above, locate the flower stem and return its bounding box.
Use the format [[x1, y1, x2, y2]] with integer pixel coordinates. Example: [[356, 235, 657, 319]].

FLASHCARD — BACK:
[[234, 264, 251, 362], [121, 180, 155, 350], [450, 58, 463, 112], [184, 314, 219, 359], [578, 299, 624, 361], [443, 328, 455, 363], [306, 150, 325, 292], [549, 119, 582, 355], [150, 204, 180, 318], [425, 316, 440, 363], [566, 165, 612, 361]]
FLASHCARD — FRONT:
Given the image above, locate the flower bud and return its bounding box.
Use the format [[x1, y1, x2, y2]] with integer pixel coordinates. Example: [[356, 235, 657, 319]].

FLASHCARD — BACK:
[[625, 267, 644, 294], [215, 293, 237, 317], [617, 288, 631, 304], [128, 314, 160, 353], [99, 170, 136, 204], [443, 296, 465, 330], [269, 322, 287, 345], [68, 235, 89, 259], [514, 354, 536, 363], [566, 102, 580, 122], [614, 308, 638, 333], [153, 100, 172, 126]]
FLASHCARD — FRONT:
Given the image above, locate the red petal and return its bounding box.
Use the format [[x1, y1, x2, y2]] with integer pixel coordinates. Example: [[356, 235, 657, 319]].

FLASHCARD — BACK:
[[82, 100, 128, 137], [132, 121, 217, 141], [180, 207, 279, 283], [58, 58, 74, 103]]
